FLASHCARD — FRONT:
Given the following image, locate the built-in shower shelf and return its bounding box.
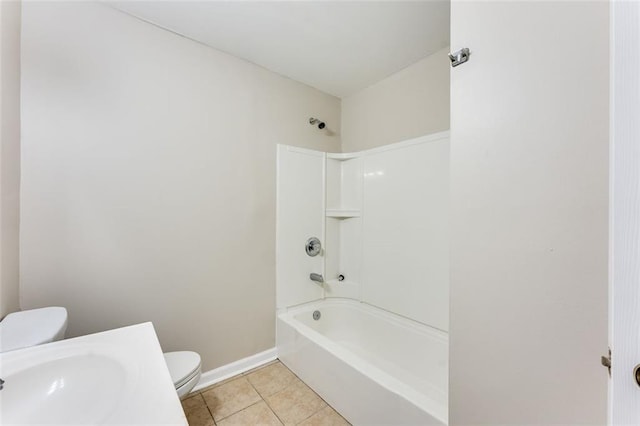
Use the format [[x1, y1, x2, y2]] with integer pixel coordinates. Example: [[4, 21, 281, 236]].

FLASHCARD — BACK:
[[326, 209, 361, 218]]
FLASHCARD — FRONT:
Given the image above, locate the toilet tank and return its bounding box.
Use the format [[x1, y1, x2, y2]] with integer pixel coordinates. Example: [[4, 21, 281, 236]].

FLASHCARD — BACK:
[[0, 307, 68, 353]]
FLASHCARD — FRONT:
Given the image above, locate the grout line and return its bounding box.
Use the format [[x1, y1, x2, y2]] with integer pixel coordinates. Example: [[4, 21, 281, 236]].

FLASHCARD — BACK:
[[277, 362, 350, 425], [199, 374, 244, 394], [206, 376, 263, 423], [222, 400, 274, 425], [243, 370, 285, 425], [260, 390, 286, 426], [296, 407, 322, 425], [182, 392, 201, 402], [261, 375, 325, 426], [249, 365, 289, 425], [198, 392, 217, 426], [181, 392, 217, 426], [292, 388, 328, 425], [261, 392, 287, 426], [206, 403, 217, 426], [244, 370, 263, 396], [195, 358, 346, 426]]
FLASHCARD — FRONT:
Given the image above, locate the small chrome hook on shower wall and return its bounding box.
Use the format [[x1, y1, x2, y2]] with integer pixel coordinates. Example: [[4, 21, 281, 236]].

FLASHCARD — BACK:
[[309, 117, 326, 129]]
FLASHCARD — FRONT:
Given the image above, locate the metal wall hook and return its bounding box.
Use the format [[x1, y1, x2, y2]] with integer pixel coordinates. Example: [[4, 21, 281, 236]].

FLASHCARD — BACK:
[[449, 48, 470, 67]]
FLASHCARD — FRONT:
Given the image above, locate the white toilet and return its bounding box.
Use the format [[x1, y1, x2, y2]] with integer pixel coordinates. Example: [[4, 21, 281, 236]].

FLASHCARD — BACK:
[[163, 351, 202, 399], [0, 306, 68, 353]]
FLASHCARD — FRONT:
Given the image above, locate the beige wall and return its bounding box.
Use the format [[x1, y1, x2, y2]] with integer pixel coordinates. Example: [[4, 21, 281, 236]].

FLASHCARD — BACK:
[[450, 1, 608, 424], [20, 2, 340, 371], [0, 0, 21, 319], [341, 47, 450, 152]]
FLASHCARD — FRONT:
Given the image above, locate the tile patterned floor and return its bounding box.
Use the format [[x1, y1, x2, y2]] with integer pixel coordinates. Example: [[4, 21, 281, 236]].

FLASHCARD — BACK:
[[181, 360, 350, 426]]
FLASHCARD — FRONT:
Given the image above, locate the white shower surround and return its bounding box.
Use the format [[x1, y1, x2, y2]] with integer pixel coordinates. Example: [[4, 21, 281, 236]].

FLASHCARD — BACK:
[[277, 299, 447, 425], [276, 132, 450, 424]]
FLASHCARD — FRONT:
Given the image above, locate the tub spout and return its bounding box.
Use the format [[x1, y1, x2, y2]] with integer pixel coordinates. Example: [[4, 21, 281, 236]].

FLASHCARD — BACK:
[[309, 273, 324, 284]]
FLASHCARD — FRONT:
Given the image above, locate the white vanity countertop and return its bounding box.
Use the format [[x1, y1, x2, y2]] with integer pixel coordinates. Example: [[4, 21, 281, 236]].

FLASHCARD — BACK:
[[0, 322, 188, 425]]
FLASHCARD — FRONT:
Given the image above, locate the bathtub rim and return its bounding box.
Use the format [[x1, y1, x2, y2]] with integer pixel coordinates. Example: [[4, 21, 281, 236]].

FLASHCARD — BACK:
[[283, 298, 449, 341], [277, 298, 448, 424]]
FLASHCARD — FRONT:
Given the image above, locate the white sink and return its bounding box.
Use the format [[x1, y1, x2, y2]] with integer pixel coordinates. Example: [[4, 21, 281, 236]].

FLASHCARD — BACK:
[[1, 351, 130, 424], [0, 323, 187, 425]]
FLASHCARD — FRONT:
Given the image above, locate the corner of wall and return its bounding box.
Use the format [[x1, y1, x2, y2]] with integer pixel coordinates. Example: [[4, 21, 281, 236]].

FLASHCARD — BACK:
[[0, 0, 22, 318], [340, 46, 451, 153]]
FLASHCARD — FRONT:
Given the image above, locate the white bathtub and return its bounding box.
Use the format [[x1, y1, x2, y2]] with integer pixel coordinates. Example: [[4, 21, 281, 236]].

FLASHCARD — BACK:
[[276, 299, 448, 425]]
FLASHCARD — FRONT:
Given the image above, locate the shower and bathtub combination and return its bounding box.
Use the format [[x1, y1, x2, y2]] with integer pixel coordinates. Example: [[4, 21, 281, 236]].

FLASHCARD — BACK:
[[276, 132, 450, 425]]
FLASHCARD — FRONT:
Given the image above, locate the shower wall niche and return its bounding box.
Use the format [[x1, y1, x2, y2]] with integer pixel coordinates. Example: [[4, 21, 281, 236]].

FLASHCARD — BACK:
[[324, 155, 363, 300], [276, 131, 449, 331]]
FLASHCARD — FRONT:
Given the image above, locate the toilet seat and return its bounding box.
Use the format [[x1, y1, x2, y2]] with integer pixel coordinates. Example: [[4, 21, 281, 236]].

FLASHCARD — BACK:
[[163, 351, 201, 396], [0, 307, 68, 353]]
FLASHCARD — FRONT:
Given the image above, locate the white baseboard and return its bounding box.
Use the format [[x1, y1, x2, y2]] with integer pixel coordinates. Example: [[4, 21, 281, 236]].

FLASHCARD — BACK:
[[192, 347, 277, 392]]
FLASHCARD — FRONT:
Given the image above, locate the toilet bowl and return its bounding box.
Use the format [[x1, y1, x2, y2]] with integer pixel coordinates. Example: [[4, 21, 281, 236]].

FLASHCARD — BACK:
[[163, 351, 202, 399], [0, 307, 68, 353]]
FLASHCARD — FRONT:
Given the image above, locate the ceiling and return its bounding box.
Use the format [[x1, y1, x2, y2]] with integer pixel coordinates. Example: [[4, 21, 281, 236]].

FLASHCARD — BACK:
[[111, 1, 450, 98]]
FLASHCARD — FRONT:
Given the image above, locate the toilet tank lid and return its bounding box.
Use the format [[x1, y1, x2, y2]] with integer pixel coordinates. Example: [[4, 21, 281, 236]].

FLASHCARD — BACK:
[[164, 351, 201, 387], [0, 307, 68, 353]]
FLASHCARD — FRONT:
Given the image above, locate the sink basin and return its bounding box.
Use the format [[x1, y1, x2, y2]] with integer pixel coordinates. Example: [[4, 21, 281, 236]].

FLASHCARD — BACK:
[[1, 353, 129, 424], [0, 323, 187, 425]]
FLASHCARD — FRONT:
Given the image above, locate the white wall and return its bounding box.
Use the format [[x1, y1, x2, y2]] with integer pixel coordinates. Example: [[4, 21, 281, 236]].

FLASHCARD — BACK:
[[20, 2, 340, 371], [276, 146, 324, 309], [0, 0, 21, 319], [361, 136, 449, 331], [341, 48, 450, 152], [610, 1, 640, 423], [450, 1, 609, 424]]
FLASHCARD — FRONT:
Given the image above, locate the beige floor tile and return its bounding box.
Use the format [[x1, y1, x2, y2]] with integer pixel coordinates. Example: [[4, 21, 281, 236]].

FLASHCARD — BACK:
[[246, 362, 298, 397], [181, 393, 216, 426], [202, 377, 262, 421], [198, 375, 242, 394], [265, 380, 327, 425], [217, 401, 283, 426], [298, 406, 350, 426]]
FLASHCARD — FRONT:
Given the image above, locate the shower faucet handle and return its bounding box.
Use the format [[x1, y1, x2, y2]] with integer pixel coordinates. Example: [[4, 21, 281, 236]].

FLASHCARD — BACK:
[[305, 237, 322, 257]]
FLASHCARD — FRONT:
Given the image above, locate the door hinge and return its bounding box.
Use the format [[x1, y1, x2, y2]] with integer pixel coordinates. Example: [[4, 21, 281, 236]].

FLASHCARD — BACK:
[[601, 347, 611, 376]]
